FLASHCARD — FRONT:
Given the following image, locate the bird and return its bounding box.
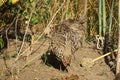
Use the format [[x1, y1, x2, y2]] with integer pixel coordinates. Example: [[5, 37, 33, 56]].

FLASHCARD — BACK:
[[47, 19, 86, 70]]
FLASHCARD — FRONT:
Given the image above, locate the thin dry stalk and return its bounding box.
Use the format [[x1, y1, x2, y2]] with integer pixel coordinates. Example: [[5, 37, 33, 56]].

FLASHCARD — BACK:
[[84, 0, 87, 16], [106, 0, 118, 26], [14, 0, 65, 69], [16, 0, 38, 58], [13, 0, 39, 76]]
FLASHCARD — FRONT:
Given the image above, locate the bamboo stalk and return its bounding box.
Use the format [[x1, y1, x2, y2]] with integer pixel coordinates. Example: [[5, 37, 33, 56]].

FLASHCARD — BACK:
[[99, 0, 102, 36], [108, 0, 114, 37], [103, 0, 106, 36]]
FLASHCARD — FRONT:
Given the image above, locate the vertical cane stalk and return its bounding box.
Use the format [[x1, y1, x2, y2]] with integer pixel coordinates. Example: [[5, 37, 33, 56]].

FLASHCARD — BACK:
[[102, 0, 106, 36], [108, 0, 114, 37], [99, 0, 102, 36]]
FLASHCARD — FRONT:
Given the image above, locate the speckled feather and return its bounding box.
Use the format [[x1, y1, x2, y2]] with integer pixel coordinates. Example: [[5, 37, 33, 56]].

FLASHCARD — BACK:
[[48, 19, 86, 67]]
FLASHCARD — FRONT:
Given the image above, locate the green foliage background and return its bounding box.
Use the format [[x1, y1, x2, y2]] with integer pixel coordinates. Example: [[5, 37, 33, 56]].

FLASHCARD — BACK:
[[0, 0, 119, 49]]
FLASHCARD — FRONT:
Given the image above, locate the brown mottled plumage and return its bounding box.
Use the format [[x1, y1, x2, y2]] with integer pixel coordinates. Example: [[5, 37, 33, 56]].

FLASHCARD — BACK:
[[48, 18, 86, 68]]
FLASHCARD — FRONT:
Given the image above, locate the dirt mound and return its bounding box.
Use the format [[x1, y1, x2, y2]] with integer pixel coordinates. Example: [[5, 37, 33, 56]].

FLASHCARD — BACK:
[[0, 39, 116, 80]]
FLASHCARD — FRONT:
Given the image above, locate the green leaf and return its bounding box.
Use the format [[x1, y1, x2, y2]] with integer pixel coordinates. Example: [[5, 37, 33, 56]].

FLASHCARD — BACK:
[[8, 0, 12, 5], [11, 0, 19, 4], [31, 16, 39, 24], [31, 1, 35, 6], [29, 0, 34, 3]]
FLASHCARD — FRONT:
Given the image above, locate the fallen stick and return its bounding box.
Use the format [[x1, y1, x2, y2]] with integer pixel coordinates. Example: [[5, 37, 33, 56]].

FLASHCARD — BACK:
[[80, 49, 118, 68]]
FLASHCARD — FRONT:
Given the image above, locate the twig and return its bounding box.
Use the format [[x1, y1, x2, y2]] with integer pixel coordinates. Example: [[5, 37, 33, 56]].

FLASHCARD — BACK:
[[14, 0, 65, 62], [15, 0, 39, 62], [5, 18, 16, 49], [84, 0, 87, 16], [11, 10, 20, 78], [92, 49, 118, 62], [15, 10, 20, 53], [19, 1, 65, 70]]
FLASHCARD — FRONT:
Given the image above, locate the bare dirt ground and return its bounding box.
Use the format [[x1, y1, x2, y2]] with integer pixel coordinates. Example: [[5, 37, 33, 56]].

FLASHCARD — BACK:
[[0, 38, 116, 80]]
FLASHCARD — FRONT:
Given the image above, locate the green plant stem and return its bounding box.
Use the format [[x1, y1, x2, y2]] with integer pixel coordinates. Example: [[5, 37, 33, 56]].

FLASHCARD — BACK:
[[102, 0, 106, 36], [109, 0, 114, 37], [99, 0, 102, 36]]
